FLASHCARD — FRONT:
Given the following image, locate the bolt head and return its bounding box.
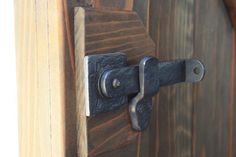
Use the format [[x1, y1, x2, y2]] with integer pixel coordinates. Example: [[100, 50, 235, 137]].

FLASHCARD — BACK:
[[112, 79, 121, 88]]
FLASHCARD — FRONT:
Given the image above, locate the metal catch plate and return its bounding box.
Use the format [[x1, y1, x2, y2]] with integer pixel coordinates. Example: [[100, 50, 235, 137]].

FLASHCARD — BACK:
[[84, 52, 128, 116]]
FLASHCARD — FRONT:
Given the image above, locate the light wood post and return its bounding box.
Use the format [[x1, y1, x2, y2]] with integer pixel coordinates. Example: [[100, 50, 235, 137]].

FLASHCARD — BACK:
[[15, 0, 76, 156]]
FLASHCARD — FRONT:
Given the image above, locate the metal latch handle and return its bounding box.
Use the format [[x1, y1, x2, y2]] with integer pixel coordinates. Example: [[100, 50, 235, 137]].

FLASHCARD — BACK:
[[129, 57, 204, 130], [100, 59, 204, 98], [84, 52, 205, 131]]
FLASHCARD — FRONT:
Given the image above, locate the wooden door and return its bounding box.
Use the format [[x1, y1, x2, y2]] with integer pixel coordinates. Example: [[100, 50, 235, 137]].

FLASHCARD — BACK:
[[16, 0, 236, 157], [75, 0, 235, 157]]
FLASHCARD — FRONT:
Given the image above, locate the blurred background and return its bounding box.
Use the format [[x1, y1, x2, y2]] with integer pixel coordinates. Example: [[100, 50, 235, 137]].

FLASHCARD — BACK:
[[0, 0, 19, 156]]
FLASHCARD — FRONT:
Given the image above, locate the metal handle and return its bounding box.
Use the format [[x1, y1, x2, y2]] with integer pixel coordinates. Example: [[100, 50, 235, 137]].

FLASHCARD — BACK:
[[84, 52, 205, 131], [128, 57, 205, 131]]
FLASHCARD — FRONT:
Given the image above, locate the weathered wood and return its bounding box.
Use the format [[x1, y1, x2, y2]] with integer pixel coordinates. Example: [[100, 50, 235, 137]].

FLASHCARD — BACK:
[[74, 7, 155, 157], [15, 0, 79, 157], [193, 0, 234, 157]]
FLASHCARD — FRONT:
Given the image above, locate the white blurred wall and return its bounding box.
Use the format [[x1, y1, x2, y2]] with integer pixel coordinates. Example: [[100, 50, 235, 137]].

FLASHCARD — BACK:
[[0, 0, 19, 156]]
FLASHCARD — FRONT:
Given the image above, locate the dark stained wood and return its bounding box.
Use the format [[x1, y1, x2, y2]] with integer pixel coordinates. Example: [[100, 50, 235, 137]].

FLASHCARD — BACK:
[[83, 8, 155, 62], [193, 0, 234, 157], [87, 108, 138, 157], [228, 32, 236, 157], [16, 0, 236, 156], [131, 1, 158, 157], [133, 0, 150, 30], [74, 7, 156, 157], [149, 1, 194, 157], [233, 34, 236, 157], [80, 0, 133, 10], [224, 0, 236, 27], [73, 0, 236, 157], [63, 1, 80, 157], [223, 3, 236, 156], [91, 0, 133, 10]]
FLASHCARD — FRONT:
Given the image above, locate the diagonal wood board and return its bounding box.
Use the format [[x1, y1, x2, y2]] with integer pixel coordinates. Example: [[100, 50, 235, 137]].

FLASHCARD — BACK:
[[74, 7, 156, 157]]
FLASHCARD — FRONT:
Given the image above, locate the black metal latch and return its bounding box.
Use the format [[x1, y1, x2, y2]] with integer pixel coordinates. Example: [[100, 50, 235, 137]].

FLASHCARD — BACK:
[[84, 52, 205, 131]]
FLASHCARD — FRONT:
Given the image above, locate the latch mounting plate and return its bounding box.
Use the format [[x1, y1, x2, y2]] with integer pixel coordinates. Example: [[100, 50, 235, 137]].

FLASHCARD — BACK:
[[84, 52, 128, 116]]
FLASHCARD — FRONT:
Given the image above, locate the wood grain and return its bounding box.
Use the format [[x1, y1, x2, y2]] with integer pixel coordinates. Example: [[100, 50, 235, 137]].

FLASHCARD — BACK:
[[149, 0, 194, 157], [228, 31, 236, 157], [75, 1, 236, 157], [92, 0, 133, 10], [223, 4, 236, 157], [15, 0, 65, 157], [74, 7, 155, 157], [133, 0, 150, 31], [17, 0, 236, 156], [15, 0, 79, 157], [79, 0, 133, 10], [193, 0, 234, 157]]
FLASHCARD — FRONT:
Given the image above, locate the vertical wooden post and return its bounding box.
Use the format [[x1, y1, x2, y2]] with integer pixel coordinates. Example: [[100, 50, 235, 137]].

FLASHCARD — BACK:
[[15, 0, 77, 156]]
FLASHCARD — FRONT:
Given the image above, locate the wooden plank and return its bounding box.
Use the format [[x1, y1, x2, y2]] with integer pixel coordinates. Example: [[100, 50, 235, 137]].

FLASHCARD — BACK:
[[149, 0, 194, 157], [229, 50, 236, 156], [133, 0, 150, 31], [82, 0, 151, 30], [193, 0, 234, 157], [15, 0, 79, 157], [74, 7, 156, 157], [228, 31, 236, 157], [222, 1, 236, 155], [62, 1, 81, 157]]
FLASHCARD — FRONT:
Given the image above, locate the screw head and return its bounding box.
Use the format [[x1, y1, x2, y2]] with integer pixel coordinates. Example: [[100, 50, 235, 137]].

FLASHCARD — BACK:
[[112, 79, 121, 88], [193, 67, 200, 75]]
